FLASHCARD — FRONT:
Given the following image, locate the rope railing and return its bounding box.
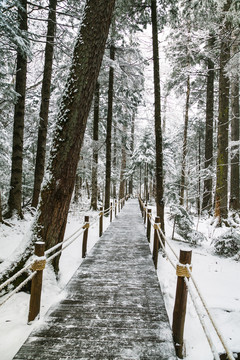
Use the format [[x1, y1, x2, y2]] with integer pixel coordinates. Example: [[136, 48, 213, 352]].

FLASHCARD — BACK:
[[45, 223, 88, 256], [0, 263, 32, 293], [0, 196, 128, 322], [46, 228, 86, 264], [0, 271, 37, 307], [138, 196, 235, 360]]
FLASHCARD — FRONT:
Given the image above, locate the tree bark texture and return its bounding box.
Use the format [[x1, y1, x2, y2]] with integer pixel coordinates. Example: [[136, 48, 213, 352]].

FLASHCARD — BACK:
[[202, 36, 214, 213], [35, 0, 115, 267], [129, 113, 135, 195], [215, 1, 231, 221], [119, 126, 127, 200], [73, 172, 82, 204], [0, 191, 2, 223], [112, 124, 117, 199], [91, 82, 100, 210], [151, 0, 165, 232], [230, 34, 239, 210], [0, 0, 116, 285], [180, 76, 190, 206], [6, 0, 28, 219], [144, 162, 148, 202], [104, 44, 115, 211], [32, 0, 57, 208]]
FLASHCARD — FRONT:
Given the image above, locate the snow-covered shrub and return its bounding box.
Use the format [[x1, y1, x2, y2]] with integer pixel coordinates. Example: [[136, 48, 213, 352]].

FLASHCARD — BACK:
[[170, 205, 206, 245], [213, 229, 240, 258]]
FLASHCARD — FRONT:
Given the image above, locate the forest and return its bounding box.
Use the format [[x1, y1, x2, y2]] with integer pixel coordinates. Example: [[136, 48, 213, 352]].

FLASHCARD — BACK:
[[0, 0, 240, 359], [0, 0, 239, 270], [1, 0, 239, 259]]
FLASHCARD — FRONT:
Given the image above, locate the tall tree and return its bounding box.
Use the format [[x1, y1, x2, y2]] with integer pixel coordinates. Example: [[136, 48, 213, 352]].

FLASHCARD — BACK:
[[91, 81, 100, 210], [202, 36, 215, 213], [31, 0, 57, 208], [0, 0, 116, 284], [119, 123, 127, 200], [179, 75, 190, 206], [6, 0, 28, 219], [151, 0, 165, 232], [230, 30, 240, 210], [112, 124, 117, 199], [215, 0, 231, 222], [104, 43, 115, 211], [129, 113, 135, 195], [0, 192, 2, 224]]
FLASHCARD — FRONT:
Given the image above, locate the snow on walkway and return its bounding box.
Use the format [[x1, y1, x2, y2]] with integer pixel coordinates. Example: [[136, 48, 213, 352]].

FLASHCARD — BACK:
[[13, 199, 176, 359]]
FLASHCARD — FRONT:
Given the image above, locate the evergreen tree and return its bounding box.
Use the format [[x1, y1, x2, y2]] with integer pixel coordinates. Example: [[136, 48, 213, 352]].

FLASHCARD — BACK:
[[91, 82, 100, 210], [6, 0, 28, 219], [215, 0, 232, 223], [202, 35, 215, 214], [0, 0, 116, 284], [31, 0, 58, 209], [230, 29, 240, 210], [104, 42, 115, 211]]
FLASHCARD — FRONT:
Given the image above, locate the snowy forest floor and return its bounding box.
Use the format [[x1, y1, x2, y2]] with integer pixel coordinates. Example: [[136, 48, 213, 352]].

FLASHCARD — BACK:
[[0, 199, 240, 360]]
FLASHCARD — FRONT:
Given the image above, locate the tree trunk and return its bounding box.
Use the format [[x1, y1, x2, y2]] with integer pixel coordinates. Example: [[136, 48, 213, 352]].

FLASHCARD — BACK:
[[119, 126, 127, 200], [180, 76, 190, 206], [230, 33, 239, 210], [151, 0, 165, 232], [73, 172, 81, 204], [197, 134, 201, 216], [202, 36, 214, 213], [91, 82, 100, 210], [32, 0, 57, 208], [0, 0, 116, 287], [104, 44, 115, 211], [112, 124, 117, 199], [0, 191, 2, 223], [129, 113, 135, 195], [215, 1, 231, 222], [144, 162, 148, 202], [6, 0, 28, 219]]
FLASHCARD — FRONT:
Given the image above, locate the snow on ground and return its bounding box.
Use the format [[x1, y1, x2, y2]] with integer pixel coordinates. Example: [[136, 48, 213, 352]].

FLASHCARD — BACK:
[[154, 207, 240, 360], [0, 204, 110, 360], [0, 200, 240, 359]]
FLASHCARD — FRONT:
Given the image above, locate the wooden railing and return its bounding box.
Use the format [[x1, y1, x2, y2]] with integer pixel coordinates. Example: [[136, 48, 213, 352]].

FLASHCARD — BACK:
[[0, 197, 127, 323], [138, 195, 235, 360]]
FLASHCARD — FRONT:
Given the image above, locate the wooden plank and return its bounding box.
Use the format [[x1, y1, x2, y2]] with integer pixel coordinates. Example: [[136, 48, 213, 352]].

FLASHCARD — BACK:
[[14, 199, 176, 360]]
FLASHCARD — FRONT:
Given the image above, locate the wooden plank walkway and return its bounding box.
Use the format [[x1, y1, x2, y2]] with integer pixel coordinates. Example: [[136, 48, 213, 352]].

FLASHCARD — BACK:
[[14, 199, 177, 360]]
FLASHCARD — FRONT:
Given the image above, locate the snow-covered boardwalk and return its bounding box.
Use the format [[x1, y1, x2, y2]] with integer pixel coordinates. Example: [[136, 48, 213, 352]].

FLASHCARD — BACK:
[[14, 199, 176, 359]]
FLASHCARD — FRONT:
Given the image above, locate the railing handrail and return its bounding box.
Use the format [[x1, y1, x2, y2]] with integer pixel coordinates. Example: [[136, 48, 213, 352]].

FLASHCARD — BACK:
[[138, 196, 235, 360], [0, 197, 127, 310]]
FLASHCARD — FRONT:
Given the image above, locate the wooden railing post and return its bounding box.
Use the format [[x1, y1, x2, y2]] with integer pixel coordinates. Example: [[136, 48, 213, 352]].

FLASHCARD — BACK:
[[99, 207, 103, 237], [28, 241, 45, 323], [110, 202, 113, 222], [153, 217, 160, 269], [146, 208, 152, 242], [172, 250, 192, 358], [82, 215, 89, 258], [115, 200, 117, 217], [144, 203, 147, 224]]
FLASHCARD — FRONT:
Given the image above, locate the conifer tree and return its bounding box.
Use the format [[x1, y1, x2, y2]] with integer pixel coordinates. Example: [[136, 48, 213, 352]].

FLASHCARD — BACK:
[[215, 0, 231, 223], [151, 0, 164, 231], [6, 0, 28, 219], [91, 82, 100, 210], [32, 0, 57, 209], [0, 0, 116, 283]]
